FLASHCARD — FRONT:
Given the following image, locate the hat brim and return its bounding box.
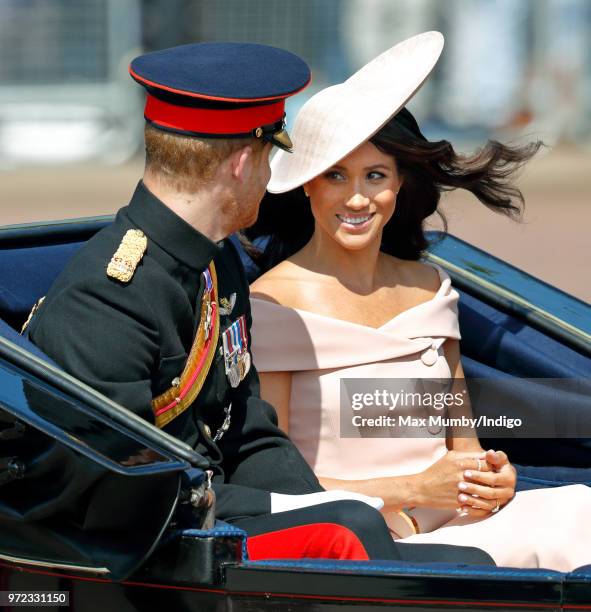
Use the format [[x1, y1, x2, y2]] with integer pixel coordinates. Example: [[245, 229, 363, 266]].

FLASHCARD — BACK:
[[267, 31, 444, 193], [268, 128, 293, 152]]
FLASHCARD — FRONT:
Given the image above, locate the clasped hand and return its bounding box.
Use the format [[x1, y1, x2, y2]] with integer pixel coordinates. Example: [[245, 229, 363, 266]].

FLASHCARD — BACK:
[[418, 449, 516, 517]]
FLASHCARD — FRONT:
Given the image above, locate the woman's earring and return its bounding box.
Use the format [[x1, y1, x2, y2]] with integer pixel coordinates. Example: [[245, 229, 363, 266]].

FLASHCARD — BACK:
[[303, 190, 309, 198]]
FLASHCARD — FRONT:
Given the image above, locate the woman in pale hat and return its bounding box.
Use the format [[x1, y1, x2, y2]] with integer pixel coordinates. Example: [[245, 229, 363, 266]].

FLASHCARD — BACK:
[[246, 32, 591, 570]]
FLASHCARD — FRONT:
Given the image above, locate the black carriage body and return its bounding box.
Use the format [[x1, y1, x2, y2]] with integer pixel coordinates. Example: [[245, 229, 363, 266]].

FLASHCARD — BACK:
[[0, 217, 590, 611]]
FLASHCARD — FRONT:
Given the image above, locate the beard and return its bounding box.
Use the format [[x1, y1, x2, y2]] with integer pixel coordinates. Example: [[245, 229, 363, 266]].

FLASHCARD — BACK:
[[238, 183, 267, 229], [222, 192, 262, 233]]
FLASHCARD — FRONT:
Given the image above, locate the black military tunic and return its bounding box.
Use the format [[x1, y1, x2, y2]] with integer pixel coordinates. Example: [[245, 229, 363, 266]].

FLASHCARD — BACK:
[[28, 181, 322, 520]]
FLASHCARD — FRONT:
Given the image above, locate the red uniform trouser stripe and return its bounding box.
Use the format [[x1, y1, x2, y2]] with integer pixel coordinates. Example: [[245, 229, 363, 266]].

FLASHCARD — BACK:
[[246, 523, 370, 561]]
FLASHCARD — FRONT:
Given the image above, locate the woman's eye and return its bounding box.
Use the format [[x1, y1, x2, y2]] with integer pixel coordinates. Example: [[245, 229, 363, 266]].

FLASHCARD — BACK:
[[324, 170, 345, 181], [367, 171, 386, 180]]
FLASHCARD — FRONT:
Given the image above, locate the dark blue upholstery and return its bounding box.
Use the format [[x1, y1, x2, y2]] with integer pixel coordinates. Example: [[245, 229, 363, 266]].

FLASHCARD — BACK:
[[229, 234, 265, 282], [243, 558, 563, 580], [0, 317, 59, 365], [0, 241, 84, 323], [569, 564, 591, 578], [458, 293, 590, 378], [458, 293, 591, 472], [173, 521, 248, 559], [516, 464, 591, 490]]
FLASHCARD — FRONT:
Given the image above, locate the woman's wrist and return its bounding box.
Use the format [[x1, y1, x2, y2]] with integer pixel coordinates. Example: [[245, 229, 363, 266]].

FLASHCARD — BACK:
[[380, 474, 423, 509], [320, 474, 423, 510], [404, 473, 425, 507]]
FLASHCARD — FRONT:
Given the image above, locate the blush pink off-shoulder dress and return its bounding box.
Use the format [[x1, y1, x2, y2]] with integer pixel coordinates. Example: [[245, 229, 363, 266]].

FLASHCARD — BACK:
[[250, 266, 591, 571]]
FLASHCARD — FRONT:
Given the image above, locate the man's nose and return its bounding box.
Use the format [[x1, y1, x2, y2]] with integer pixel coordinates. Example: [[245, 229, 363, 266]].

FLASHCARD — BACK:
[[345, 192, 370, 210]]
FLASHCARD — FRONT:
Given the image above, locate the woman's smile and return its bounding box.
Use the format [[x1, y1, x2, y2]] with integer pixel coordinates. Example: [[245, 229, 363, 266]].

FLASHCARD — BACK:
[[335, 212, 376, 232]]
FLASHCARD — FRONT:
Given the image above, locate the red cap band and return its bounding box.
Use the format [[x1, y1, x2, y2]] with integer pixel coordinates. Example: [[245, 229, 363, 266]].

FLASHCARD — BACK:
[[144, 94, 285, 135]]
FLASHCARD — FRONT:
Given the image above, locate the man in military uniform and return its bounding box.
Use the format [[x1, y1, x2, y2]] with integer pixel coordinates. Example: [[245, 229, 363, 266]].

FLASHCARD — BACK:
[[27, 43, 492, 564]]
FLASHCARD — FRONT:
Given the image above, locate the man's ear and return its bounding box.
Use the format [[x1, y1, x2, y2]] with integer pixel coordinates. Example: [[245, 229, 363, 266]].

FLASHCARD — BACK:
[[230, 145, 253, 183]]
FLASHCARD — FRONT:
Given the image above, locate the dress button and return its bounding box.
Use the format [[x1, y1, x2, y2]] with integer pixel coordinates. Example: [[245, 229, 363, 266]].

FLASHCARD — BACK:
[[421, 348, 438, 367], [203, 424, 212, 438], [428, 421, 443, 435]]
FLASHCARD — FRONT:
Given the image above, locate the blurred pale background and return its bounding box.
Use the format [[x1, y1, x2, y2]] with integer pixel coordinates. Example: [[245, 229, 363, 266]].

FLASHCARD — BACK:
[[0, 0, 589, 302]]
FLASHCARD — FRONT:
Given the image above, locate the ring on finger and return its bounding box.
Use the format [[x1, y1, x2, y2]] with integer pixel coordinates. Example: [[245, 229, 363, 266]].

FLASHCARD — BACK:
[[460, 494, 493, 512], [491, 500, 501, 513], [476, 458, 484, 471]]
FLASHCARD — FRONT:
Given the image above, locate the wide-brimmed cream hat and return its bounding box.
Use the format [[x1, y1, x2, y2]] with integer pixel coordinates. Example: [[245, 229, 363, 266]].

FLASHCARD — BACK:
[[267, 31, 444, 194]]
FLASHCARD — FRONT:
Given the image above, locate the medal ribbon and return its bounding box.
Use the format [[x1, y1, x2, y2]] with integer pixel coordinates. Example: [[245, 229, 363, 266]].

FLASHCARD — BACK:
[[231, 320, 242, 352], [237, 315, 248, 352]]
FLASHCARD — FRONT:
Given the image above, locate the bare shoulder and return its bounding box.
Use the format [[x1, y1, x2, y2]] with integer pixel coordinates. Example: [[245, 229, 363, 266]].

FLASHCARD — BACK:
[[383, 255, 442, 294], [250, 259, 311, 307], [403, 260, 442, 292]]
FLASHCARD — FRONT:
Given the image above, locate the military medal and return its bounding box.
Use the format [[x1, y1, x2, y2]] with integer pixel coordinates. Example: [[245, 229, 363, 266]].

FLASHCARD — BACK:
[[203, 271, 214, 340], [228, 364, 240, 388], [219, 293, 236, 316], [229, 320, 242, 386], [222, 314, 251, 387], [242, 351, 251, 377], [237, 315, 251, 378], [212, 403, 232, 442], [222, 321, 240, 388]]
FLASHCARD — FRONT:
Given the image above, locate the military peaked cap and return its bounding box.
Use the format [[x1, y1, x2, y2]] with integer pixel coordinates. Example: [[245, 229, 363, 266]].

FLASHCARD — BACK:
[[130, 42, 311, 152]]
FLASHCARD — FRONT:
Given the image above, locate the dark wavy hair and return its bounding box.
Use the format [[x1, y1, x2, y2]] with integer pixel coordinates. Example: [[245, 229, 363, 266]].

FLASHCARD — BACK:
[[244, 108, 542, 271]]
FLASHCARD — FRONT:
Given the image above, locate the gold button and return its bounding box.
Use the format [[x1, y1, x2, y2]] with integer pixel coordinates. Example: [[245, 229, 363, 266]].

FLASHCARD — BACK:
[[203, 424, 212, 438]]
